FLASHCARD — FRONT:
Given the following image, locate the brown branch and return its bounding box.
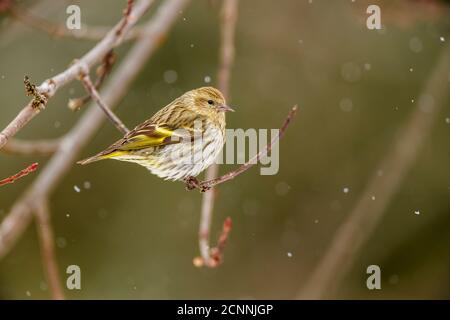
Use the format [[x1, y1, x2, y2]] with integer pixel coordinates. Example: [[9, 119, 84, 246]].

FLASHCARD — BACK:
[[9, 4, 142, 42], [0, 0, 192, 260], [79, 73, 130, 135], [297, 44, 450, 299], [194, 217, 232, 267], [0, 163, 38, 187], [195, 0, 238, 268], [0, 0, 154, 150], [117, 0, 135, 38], [186, 105, 298, 192], [34, 201, 64, 300], [197, 106, 298, 191], [2, 138, 61, 156], [68, 51, 116, 111]]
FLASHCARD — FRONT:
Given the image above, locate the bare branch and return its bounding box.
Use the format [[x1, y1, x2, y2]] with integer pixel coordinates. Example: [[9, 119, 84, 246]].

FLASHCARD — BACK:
[[0, 163, 39, 187], [2, 138, 61, 156], [68, 51, 116, 111], [34, 201, 64, 300], [79, 73, 130, 135], [196, 0, 238, 268], [9, 4, 142, 41], [191, 106, 298, 191], [0, 0, 154, 150], [297, 44, 450, 299], [194, 217, 232, 267], [0, 0, 191, 260]]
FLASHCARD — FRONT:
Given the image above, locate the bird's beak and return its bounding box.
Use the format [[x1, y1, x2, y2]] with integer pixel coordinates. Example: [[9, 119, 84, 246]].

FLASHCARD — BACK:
[[217, 104, 235, 112]]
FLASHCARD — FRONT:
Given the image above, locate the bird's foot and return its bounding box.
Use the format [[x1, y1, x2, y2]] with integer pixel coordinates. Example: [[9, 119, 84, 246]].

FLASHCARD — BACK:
[[184, 176, 211, 193], [185, 176, 200, 191]]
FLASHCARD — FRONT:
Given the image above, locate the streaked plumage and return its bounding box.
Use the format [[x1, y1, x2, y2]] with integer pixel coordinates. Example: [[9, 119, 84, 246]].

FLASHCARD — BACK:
[[78, 87, 233, 181]]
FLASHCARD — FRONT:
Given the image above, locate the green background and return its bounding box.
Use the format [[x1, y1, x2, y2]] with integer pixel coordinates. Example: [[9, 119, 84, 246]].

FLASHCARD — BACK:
[[0, 0, 449, 299]]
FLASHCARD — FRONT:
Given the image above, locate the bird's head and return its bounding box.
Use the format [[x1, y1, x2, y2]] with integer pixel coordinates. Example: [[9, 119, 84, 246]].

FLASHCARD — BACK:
[[187, 87, 234, 117]]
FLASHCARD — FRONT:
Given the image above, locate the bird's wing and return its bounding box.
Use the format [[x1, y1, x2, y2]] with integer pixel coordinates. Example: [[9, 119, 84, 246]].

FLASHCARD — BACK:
[[117, 123, 189, 151], [77, 123, 196, 165]]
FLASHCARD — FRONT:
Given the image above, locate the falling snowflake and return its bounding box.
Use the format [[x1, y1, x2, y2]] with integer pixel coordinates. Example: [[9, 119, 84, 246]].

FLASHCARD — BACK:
[[339, 98, 353, 112], [343, 187, 350, 194], [204, 76, 211, 83], [287, 252, 293, 258], [73, 185, 81, 193], [409, 37, 423, 53], [414, 210, 420, 215], [56, 237, 67, 248], [163, 70, 177, 84]]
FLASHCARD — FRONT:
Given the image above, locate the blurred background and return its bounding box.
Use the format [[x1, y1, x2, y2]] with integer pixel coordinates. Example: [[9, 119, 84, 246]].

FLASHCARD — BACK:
[[0, 0, 449, 299]]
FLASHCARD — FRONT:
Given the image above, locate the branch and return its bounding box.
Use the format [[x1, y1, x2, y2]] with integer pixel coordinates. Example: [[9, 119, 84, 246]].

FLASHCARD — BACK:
[[195, 0, 238, 268], [0, 0, 154, 150], [187, 106, 298, 192], [297, 44, 450, 299], [194, 217, 232, 267], [9, 4, 142, 41], [34, 201, 64, 300], [0, 163, 39, 187], [68, 51, 116, 111], [2, 138, 60, 156], [79, 73, 130, 135], [0, 0, 192, 260]]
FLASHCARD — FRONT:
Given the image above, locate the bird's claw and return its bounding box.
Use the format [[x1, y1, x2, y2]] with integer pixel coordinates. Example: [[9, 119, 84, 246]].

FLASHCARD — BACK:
[[185, 176, 200, 191], [184, 176, 211, 192]]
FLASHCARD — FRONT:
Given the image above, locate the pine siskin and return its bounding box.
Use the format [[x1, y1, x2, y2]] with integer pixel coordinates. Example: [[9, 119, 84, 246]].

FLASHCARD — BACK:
[[78, 87, 234, 182]]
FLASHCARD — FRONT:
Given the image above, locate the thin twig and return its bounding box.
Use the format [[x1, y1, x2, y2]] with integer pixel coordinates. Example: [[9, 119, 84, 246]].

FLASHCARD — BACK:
[[9, 4, 142, 41], [0, 0, 191, 260], [196, 0, 238, 268], [117, 0, 135, 38], [198, 106, 298, 191], [2, 138, 61, 156], [194, 217, 232, 267], [34, 201, 64, 300], [79, 73, 130, 135], [0, 0, 154, 150], [0, 163, 39, 187], [68, 50, 116, 111], [297, 44, 450, 299]]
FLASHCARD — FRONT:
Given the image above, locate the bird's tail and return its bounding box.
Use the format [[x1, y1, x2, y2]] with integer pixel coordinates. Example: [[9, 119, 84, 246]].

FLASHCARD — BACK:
[[77, 149, 123, 165], [77, 154, 106, 165]]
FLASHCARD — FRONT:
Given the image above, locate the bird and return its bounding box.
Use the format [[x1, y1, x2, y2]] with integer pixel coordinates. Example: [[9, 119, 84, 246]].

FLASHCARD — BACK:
[[77, 87, 234, 183]]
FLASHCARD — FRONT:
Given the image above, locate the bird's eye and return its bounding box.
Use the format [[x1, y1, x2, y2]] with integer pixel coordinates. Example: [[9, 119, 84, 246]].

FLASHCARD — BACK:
[[207, 100, 214, 106]]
